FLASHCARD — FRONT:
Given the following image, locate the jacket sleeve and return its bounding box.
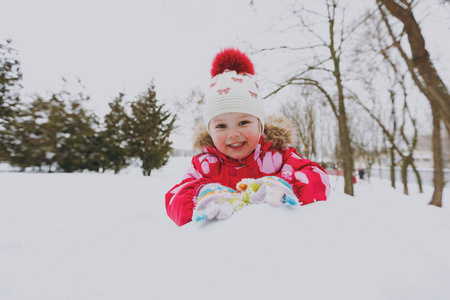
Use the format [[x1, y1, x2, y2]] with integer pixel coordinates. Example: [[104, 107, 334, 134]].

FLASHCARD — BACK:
[[165, 157, 213, 227], [276, 148, 331, 205]]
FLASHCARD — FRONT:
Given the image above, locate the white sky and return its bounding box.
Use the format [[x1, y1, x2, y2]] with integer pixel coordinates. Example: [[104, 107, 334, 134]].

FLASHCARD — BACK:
[[1, 0, 290, 148], [1, 0, 276, 111], [2, 0, 450, 148]]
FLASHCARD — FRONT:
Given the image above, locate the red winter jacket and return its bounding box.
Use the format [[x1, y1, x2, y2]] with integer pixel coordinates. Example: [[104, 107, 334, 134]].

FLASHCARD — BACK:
[[165, 116, 331, 226]]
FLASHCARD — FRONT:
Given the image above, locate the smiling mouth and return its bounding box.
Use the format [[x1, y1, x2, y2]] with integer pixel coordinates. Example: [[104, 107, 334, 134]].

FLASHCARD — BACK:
[[229, 142, 245, 148]]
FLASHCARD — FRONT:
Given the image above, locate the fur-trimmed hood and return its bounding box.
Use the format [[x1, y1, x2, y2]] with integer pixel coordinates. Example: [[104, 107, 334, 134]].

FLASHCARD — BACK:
[[192, 115, 297, 153]]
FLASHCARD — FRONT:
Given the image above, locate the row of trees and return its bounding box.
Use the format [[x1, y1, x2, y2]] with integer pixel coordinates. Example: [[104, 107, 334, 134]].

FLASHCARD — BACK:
[[251, 0, 449, 206], [0, 40, 176, 175]]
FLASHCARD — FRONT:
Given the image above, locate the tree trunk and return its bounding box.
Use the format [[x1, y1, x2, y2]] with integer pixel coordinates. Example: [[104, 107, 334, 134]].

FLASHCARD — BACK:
[[379, 0, 450, 136], [410, 163, 423, 194], [338, 111, 354, 196], [331, 26, 354, 195], [430, 106, 444, 207], [390, 146, 396, 189], [378, 157, 383, 179], [401, 158, 409, 195], [367, 161, 373, 183]]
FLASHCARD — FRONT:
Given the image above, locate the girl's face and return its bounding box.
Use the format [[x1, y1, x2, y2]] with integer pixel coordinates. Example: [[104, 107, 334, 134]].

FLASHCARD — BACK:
[[209, 112, 261, 160]]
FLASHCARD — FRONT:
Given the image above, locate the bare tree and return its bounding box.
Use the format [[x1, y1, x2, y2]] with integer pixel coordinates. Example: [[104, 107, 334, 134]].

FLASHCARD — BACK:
[[173, 88, 204, 130], [171, 88, 204, 153], [280, 86, 317, 160], [377, 0, 446, 206], [378, 0, 450, 136], [347, 2, 431, 195], [265, 0, 356, 195], [350, 108, 384, 183], [351, 88, 423, 195]]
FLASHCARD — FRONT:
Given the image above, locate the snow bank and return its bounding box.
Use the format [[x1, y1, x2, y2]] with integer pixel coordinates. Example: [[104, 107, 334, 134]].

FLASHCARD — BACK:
[[1, 157, 449, 300]]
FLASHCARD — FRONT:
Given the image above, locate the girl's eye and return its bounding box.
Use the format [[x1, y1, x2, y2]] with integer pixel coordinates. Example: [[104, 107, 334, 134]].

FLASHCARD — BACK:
[[216, 124, 226, 129], [239, 120, 250, 126]]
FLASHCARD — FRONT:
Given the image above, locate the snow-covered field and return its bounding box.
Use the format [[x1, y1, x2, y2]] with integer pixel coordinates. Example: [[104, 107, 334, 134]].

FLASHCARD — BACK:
[[1, 156, 450, 300]]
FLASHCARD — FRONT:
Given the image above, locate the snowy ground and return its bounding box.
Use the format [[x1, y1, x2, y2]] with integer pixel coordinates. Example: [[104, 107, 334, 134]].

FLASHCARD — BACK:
[[1, 156, 450, 300]]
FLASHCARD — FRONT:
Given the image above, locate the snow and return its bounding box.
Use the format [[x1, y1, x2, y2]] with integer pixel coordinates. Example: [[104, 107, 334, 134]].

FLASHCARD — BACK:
[[1, 156, 450, 300]]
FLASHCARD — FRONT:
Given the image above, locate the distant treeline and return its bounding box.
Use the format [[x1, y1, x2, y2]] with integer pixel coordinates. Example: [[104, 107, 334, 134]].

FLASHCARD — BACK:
[[0, 40, 176, 176]]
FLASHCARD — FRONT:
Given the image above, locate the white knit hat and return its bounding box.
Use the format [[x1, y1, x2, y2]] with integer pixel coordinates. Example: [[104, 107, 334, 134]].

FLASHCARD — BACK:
[[203, 48, 265, 131]]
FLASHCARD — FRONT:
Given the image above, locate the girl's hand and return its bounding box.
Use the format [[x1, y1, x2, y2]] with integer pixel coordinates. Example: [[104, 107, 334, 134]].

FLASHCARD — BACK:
[[193, 184, 242, 222], [237, 176, 299, 206]]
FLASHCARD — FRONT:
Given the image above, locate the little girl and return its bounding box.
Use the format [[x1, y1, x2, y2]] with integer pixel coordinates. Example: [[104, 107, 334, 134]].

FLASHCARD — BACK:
[[166, 48, 330, 226]]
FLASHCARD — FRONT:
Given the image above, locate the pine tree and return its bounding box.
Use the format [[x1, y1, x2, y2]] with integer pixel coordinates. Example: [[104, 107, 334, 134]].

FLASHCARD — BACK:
[[127, 84, 176, 176], [0, 39, 22, 121], [5, 94, 66, 171], [101, 93, 130, 173], [7, 97, 50, 170], [7, 90, 99, 172], [0, 39, 23, 162], [52, 91, 98, 172]]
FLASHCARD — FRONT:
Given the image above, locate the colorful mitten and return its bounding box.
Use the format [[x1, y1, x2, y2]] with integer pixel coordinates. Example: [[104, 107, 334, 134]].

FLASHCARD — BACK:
[[192, 184, 245, 222], [237, 176, 299, 206]]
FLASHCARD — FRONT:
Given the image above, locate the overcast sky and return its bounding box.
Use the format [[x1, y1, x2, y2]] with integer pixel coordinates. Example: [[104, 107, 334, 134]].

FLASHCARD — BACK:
[[1, 0, 276, 110], [1, 0, 293, 148], [2, 0, 449, 148]]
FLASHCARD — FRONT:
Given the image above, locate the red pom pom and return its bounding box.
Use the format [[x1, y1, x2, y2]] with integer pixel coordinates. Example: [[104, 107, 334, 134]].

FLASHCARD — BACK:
[[211, 48, 255, 78]]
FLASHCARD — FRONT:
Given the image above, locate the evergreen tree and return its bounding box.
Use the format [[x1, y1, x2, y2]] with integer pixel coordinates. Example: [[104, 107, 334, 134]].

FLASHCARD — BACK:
[[84, 132, 108, 172], [127, 84, 176, 176], [5, 94, 68, 171], [52, 91, 99, 172], [6, 90, 99, 172], [0, 39, 22, 121], [6, 97, 50, 170], [0, 39, 23, 162], [33, 93, 69, 171], [100, 93, 130, 173]]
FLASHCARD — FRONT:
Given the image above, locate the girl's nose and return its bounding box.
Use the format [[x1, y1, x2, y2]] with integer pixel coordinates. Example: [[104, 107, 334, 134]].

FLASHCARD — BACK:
[[228, 128, 241, 138]]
